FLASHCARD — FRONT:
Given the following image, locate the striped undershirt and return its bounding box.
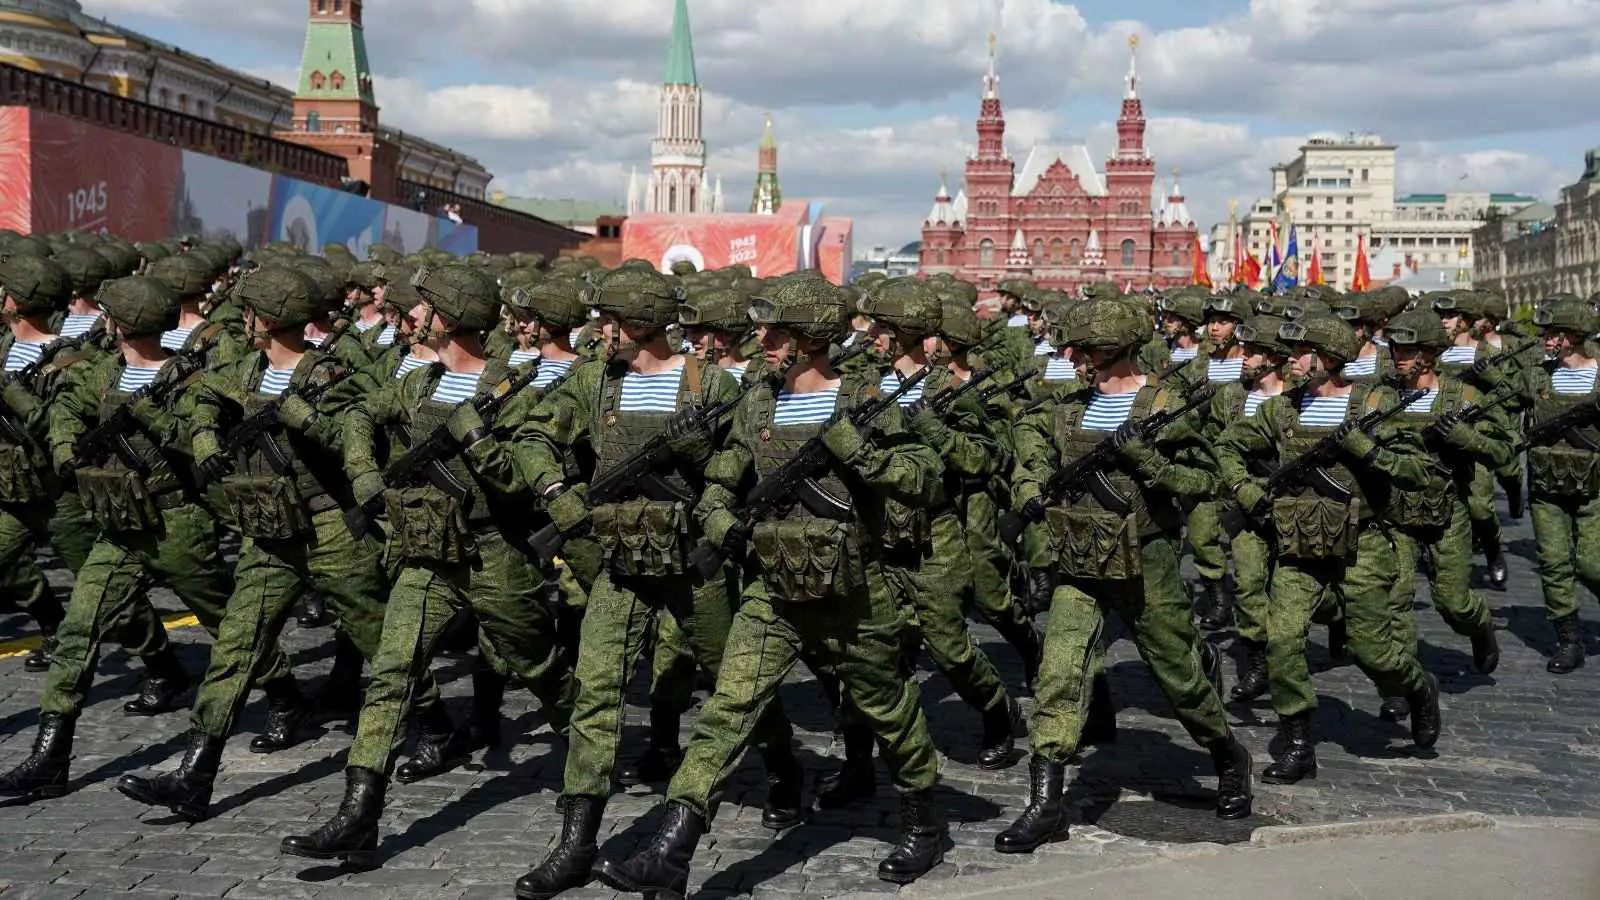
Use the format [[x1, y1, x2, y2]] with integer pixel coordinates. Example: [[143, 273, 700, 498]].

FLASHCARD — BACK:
[[306, 334, 326, 348], [116, 365, 162, 393], [4, 341, 45, 372], [1207, 357, 1246, 383], [508, 349, 540, 367], [773, 387, 840, 425], [569, 326, 585, 346], [1439, 345, 1476, 365], [1552, 366, 1599, 395], [258, 368, 295, 397], [533, 357, 574, 389], [1243, 390, 1271, 418], [879, 370, 927, 407], [1298, 393, 1352, 427], [619, 367, 685, 413], [1044, 357, 1077, 381], [394, 354, 430, 379], [354, 319, 377, 333], [1032, 340, 1053, 357], [60, 313, 101, 338], [431, 371, 482, 404], [1082, 391, 1138, 431], [1404, 388, 1440, 413], [160, 328, 192, 351], [1343, 354, 1378, 378], [1006, 314, 1029, 327], [723, 361, 749, 379], [1170, 346, 1199, 363], [376, 325, 398, 346]]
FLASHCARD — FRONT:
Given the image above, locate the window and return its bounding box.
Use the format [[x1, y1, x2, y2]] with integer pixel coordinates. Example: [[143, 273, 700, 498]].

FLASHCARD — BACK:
[[1069, 239, 1080, 262], [330, 71, 345, 90], [1121, 239, 1136, 267], [1033, 238, 1045, 262], [311, 71, 326, 90], [1346, 211, 1354, 219], [1347, 197, 1355, 205], [668, 186, 677, 212], [936, 249, 946, 265], [306, 111, 321, 132], [1326, 196, 1334, 205], [1172, 249, 1182, 266], [979, 239, 995, 267], [317, 0, 326, 11], [1361, 169, 1369, 182], [333, 0, 344, 11], [688, 186, 697, 212], [1325, 211, 1333, 219], [1050, 239, 1064, 264]]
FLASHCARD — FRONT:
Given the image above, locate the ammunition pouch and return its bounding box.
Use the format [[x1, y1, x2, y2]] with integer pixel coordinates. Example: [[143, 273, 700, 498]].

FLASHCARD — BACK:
[[881, 498, 931, 554], [1271, 495, 1359, 561], [751, 517, 867, 603], [1528, 445, 1600, 498], [221, 474, 310, 541], [76, 466, 164, 533], [1387, 475, 1454, 532], [0, 444, 45, 504], [1045, 505, 1142, 580], [592, 499, 691, 578], [385, 485, 476, 565]]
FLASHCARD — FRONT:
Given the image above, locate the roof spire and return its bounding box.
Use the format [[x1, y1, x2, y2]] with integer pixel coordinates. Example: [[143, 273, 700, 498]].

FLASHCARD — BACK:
[[664, 0, 698, 86], [1124, 33, 1139, 99], [760, 112, 775, 150], [983, 32, 999, 100]]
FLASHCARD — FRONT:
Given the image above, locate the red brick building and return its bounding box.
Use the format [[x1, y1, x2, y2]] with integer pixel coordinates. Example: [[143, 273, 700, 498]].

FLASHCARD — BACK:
[[919, 37, 1199, 295]]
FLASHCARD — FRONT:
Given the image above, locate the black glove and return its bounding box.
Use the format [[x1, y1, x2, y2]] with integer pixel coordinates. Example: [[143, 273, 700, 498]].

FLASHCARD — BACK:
[[1110, 420, 1140, 451], [1024, 568, 1058, 613], [197, 453, 231, 485], [721, 520, 752, 559], [1019, 497, 1047, 524]]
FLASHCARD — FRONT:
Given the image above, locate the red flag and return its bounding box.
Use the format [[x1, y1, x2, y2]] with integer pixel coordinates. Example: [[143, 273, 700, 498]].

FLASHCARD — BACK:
[[1191, 233, 1212, 288], [1232, 227, 1246, 285], [1351, 234, 1371, 292], [1307, 232, 1325, 286]]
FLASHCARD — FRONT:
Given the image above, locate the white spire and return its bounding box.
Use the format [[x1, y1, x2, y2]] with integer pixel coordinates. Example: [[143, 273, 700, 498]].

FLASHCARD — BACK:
[[925, 172, 953, 225], [627, 166, 640, 216], [1168, 170, 1191, 226], [983, 32, 999, 100], [1124, 34, 1140, 100], [951, 189, 968, 223], [1083, 229, 1106, 267], [713, 175, 724, 213], [1010, 228, 1027, 251], [1006, 228, 1031, 268], [1156, 179, 1170, 226]]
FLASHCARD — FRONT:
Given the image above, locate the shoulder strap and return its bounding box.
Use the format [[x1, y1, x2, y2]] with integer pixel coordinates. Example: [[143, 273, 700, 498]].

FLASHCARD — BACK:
[[682, 354, 703, 399]]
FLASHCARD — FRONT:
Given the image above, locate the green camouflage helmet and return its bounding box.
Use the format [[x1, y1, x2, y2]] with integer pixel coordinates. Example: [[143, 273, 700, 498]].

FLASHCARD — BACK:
[[1235, 314, 1291, 355], [0, 255, 71, 313], [670, 259, 698, 277], [3, 235, 52, 259], [1533, 296, 1599, 336], [1384, 308, 1451, 351], [1083, 282, 1126, 302], [1203, 293, 1248, 321], [996, 279, 1033, 301], [1156, 291, 1206, 325], [96, 275, 179, 337], [53, 246, 115, 297], [346, 261, 382, 291], [506, 276, 590, 328], [748, 274, 847, 343], [1474, 289, 1509, 322], [939, 294, 983, 348], [1284, 299, 1332, 319], [287, 257, 345, 311], [146, 253, 213, 298], [1278, 313, 1360, 364], [412, 264, 502, 331], [1066, 298, 1147, 352], [679, 287, 749, 333], [858, 278, 941, 337], [588, 267, 682, 329], [368, 244, 402, 265], [235, 266, 325, 328], [96, 241, 142, 277]]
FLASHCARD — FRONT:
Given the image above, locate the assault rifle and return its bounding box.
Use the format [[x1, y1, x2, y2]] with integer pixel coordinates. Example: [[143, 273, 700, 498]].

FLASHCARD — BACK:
[[215, 315, 361, 473], [999, 385, 1218, 544], [68, 352, 205, 471], [0, 360, 44, 448], [979, 369, 1036, 405], [686, 365, 932, 579], [1459, 341, 1538, 382], [1515, 394, 1600, 454], [905, 368, 996, 417], [1426, 383, 1520, 443], [526, 379, 754, 566]]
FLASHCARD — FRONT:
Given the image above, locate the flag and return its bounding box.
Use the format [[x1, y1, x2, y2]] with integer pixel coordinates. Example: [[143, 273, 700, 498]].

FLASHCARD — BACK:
[[1232, 227, 1246, 285], [1266, 221, 1281, 287], [1191, 233, 1212, 288], [1351, 234, 1371, 292], [1306, 231, 1325, 286], [1273, 225, 1300, 293]]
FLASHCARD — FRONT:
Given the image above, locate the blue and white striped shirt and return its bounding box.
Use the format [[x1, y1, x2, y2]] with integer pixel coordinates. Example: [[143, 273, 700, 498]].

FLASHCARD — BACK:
[[1170, 345, 1199, 363], [1044, 357, 1077, 381], [1404, 388, 1440, 413], [879, 370, 927, 407], [1007, 314, 1029, 327], [376, 325, 398, 346], [258, 368, 295, 397], [160, 328, 192, 352], [1082, 391, 1139, 431], [773, 388, 840, 426], [1298, 394, 1352, 427], [1243, 390, 1272, 418], [508, 349, 540, 367], [60, 313, 100, 338], [394, 354, 430, 379], [1552, 366, 1599, 396], [534, 357, 574, 390], [722, 361, 749, 380], [619, 367, 685, 413], [3, 341, 45, 373], [116, 365, 162, 393], [431, 371, 482, 404], [1342, 354, 1378, 378], [1439, 345, 1476, 366], [1033, 340, 1053, 357], [355, 319, 378, 333], [1207, 357, 1245, 383]]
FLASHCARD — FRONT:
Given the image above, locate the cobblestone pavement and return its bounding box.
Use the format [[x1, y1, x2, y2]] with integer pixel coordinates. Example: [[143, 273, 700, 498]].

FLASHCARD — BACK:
[[1, 511, 1597, 900]]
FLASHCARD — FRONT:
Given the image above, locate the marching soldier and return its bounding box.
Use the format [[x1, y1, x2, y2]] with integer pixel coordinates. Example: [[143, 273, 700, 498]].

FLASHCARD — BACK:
[[1187, 293, 1251, 630]]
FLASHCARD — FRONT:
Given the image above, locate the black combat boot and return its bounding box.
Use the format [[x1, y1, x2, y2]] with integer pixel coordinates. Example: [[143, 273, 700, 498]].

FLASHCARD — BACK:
[[1326, 618, 1350, 663], [1078, 672, 1118, 748], [22, 588, 62, 672], [993, 756, 1068, 853], [977, 695, 1021, 770], [617, 705, 683, 788], [1196, 580, 1233, 631], [1547, 615, 1586, 675], [1201, 640, 1225, 698], [123, 646, 192, 717], [994, 618, 1044, 693], [514, 795, 603, 900], [1474, 520, 1508, 590], [280, 766, 385, 867], [297, 593, 330, 628], [313, 632, 365, 726], [1471, 624, 1501, 675], [815, 723, 876, 809], [877, 790, 947, 884], [1500, 473, 1525, 520], [1379, 695, 1411, 722], [1023, 568, 1057, 617], [1208, 734, 1253, 820], [1229, 639, 1269, 702], [23, 635, 58, 672], [250, 681, 311, 753], [465, 666, 508, 751], [592, 801, 705, 900], [0, 713, 74, 801], [760, 742, 805, 831], [1261, 713, 1317, 784], [395, 702, 471, 784], [1408, 672, 1442, 750], [115, 731, 224, 822]]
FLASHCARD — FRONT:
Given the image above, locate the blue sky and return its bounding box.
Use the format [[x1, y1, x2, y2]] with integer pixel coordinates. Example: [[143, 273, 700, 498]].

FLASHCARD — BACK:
[[86, 0, 1599, 249]]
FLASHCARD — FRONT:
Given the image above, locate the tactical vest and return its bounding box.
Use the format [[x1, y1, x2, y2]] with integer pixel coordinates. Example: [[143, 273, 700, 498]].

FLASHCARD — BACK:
[[1527, 363, 1600, 499], [181, 321, 229, 362], [741, 374, 872, 602], [0, 334, 77, 505], [75, 360, 189, 532], [1043, 384, 1169, 580], [876, 365, 949, 551], [1385, 378, 1471, 533], [219, 354, 349, 541], [587, 357, 715, 577], [1267, 384, 1386, 560]]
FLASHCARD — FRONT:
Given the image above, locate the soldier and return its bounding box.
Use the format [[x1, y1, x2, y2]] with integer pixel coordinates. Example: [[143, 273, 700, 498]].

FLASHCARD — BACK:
[[590, 275, 949, 897], [146, 253, 242, 367], [510, 268, 800, 900], [0, 275, 295, 802], [997, 298, 1250, 856], [1154, 290, 1205, 366], [345, 261, 390, 350], [1217, 314, 1441, 784], [1522, 296, 1600, 674], [1187, 293, 1252, 631], [1380, 308, 1504, 680], [1333, 289, 1404, 384], [112, 266, 393, 821], [280, 264, 575, 866], [52, 246, 115, 342]]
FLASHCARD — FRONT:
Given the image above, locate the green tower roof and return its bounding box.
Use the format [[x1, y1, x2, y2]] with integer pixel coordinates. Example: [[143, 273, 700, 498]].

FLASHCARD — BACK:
[[663, 0, 697, 86], [297, 20, 375, 103]]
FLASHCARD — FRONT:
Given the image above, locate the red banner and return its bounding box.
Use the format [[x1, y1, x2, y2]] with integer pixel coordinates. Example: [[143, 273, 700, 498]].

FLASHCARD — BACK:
[[26, 109, 181, 240], [623, 210, 803, 278]]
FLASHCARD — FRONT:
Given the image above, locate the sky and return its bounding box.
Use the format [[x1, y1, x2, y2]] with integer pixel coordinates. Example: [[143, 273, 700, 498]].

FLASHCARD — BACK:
[[80, 0, 1600, 254]]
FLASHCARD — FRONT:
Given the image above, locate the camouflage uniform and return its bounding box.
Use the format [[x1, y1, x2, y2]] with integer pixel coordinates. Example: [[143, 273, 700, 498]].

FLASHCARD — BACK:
[[1187, 293, 1252, 630]]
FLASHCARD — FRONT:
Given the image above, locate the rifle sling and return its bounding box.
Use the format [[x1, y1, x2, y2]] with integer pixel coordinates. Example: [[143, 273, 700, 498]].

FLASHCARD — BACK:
[[792, 476, 853, 521]]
